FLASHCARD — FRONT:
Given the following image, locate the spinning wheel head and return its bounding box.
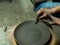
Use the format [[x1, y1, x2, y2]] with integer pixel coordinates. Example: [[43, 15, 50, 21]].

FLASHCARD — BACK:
[[14, 20, 51, 45]]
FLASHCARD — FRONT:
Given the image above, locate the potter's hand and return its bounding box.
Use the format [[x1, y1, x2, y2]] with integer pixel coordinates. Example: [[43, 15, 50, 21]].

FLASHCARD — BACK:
[[36, 6, 60, 19], [48, 15, 60, 25], [36, 7, 60, 25], [36, 8, 55, 19]]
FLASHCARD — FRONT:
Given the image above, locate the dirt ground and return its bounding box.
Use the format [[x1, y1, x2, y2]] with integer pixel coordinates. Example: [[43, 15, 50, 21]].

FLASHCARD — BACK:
[[0, 0, 36, 26], [0, 0, 36, 45]]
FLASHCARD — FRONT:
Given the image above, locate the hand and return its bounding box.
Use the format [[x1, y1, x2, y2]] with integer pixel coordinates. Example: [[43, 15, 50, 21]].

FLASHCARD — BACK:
[[36, 8, 60, 25], [36, 6, 60, 18], [48, 15, 60, 25], [36, 8, 55, 19]]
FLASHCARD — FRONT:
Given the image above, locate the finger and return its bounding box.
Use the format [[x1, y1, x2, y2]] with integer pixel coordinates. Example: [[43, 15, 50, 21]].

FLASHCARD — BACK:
[[42, 19, 50, 23], [48, 14, 60, 24], [42, 19, 54, 24], [48, 14, 59, 21], [36, 8, 45, 15], [38, 13, 47, 19]]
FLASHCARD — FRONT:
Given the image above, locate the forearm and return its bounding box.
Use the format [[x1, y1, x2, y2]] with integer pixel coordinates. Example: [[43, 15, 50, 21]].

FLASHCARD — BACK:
[[51, 6, 60, 13]]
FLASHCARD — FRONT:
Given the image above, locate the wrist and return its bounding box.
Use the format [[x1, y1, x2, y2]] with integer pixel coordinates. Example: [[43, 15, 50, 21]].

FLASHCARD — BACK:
[[51, 6, 60, 13], [50, 8, 56, 13]]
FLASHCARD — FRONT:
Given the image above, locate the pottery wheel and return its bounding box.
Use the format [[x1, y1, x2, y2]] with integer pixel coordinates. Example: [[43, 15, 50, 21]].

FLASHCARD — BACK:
[[14, 20, 51, 45]]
